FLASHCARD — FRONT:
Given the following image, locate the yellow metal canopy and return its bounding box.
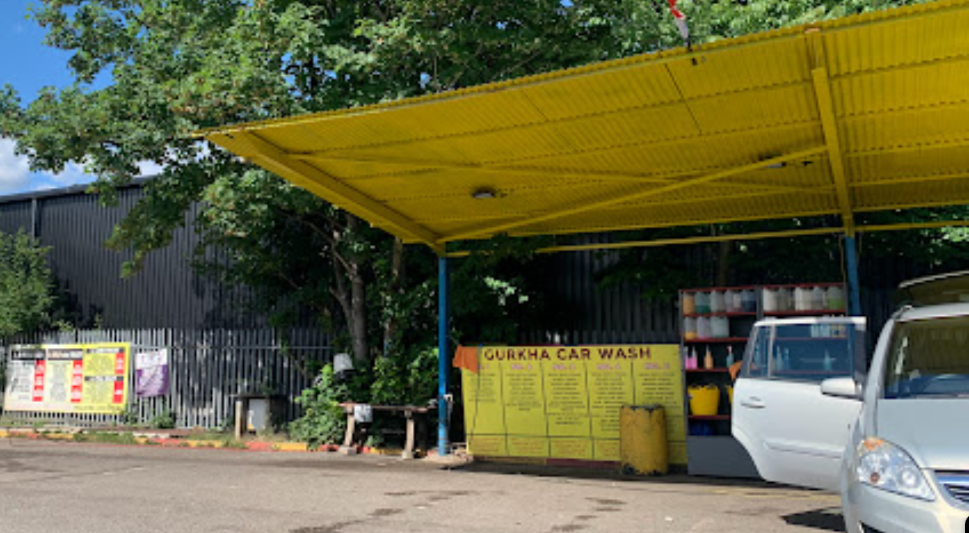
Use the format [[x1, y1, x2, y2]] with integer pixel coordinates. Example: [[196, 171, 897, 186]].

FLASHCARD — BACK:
[[203, 0, 969, 255]]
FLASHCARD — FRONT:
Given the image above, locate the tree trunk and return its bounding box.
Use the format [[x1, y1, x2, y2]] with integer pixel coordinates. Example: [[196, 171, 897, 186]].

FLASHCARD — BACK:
[[350, 270, 368, 364], [712, 225, 731, 286], [382, 238, 404, 358], [345, 215, 369, 364], [717, 240, 731, 286]]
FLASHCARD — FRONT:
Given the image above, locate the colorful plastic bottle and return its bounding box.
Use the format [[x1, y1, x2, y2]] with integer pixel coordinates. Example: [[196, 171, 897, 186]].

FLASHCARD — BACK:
[[682, 292, 696, 315]]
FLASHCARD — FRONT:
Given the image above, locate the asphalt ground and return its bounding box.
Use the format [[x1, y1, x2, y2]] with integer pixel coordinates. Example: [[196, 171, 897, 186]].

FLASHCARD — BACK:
[[0, 439, 845, 533]]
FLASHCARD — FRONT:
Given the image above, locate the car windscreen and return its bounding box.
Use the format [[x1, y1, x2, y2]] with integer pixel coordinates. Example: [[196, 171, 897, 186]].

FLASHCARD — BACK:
[[884, 316, 969, 399]]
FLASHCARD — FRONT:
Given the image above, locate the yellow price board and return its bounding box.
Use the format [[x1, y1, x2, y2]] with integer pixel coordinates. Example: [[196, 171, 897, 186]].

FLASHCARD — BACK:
[[542, 358, 590, 438], [3, 343, 131, 415], [461, 358, 505, 435], [499, 357, 547, 437], [461, 345, 685, 464]]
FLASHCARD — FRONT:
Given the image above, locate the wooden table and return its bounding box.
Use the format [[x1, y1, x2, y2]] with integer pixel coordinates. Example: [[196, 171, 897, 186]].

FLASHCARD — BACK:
[[339, 403, 434, 459]]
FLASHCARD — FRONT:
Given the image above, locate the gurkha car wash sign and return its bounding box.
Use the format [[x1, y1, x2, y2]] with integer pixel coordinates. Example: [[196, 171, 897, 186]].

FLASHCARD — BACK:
[[461, 345, 685, 464], [3, 343, 131, 415]]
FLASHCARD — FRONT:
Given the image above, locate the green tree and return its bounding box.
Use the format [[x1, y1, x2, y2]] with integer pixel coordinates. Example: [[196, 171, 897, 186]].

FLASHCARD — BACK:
[[0, 0, 631, 367], [0, 231, 54, 338]]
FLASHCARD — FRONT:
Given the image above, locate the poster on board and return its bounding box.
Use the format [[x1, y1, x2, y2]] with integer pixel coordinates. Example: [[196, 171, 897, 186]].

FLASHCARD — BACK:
[[135, 348, 169, 398], [460, 345, 686, 464], [2, 343, 130, 415]]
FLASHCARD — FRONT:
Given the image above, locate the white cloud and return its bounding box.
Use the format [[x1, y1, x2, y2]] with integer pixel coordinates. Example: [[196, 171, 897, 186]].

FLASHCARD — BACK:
[[0, 139, 31, 192], [44, 160, 93, 187], [137, 160, 165, 177]]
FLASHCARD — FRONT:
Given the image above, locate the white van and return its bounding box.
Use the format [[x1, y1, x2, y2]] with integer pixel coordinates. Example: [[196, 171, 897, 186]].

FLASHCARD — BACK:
[[734, 273, 969, 533]]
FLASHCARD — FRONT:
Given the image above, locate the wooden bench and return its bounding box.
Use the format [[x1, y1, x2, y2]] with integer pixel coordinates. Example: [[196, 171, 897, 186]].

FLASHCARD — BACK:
[[339, 402, 434, 459]]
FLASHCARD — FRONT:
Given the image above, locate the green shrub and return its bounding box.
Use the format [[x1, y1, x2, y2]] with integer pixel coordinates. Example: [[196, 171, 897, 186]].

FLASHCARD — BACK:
[[371, 346, 438, 406], [289, 365, 347, 449], [149, 410, 176, 429], [121, 407, 140, 426]]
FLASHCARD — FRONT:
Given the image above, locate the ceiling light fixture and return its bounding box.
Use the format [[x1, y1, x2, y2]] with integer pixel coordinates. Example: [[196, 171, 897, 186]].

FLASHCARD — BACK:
[[471, 187, 498, 200]]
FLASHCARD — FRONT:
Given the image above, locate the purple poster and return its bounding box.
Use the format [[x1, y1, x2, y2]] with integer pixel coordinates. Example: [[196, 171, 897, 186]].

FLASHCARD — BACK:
[[135, 349, 169, 398]]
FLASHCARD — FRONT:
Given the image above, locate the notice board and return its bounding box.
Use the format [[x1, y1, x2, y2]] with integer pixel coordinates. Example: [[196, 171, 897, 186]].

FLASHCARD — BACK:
[[461, 345, 686, 464], [3, 343, 131, 415]]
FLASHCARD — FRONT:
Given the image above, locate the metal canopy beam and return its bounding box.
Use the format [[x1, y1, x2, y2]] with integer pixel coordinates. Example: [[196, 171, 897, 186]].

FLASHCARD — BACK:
[[813, 67, 856, 233], [444, 219, 969, 257], [439, 146, 829, 244], [212, 131, 446, 254], [807, 31, 856, 234], [293, 153, 830, 196]]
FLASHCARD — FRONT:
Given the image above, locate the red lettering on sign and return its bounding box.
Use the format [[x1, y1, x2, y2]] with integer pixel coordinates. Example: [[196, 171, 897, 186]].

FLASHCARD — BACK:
[[113, 380, 125, 403], [71, 360, 84, 403], [32, 362, 46, 402]]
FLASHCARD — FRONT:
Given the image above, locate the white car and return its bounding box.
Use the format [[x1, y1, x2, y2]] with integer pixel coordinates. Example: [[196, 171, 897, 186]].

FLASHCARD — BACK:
[[734, 273, 969, 533]]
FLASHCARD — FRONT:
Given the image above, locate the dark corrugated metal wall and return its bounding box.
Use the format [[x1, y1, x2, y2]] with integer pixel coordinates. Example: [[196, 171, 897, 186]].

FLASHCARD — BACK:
[[0, 185, 258, 329], [520, 234, 940, 347], [522, 233, 682, 345]]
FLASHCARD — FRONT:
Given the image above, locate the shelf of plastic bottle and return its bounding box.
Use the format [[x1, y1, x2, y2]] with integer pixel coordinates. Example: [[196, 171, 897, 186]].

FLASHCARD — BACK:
[[688, 415, 731, 421], [762, 309, 846, 316], [680, 286, 757, 293], [683, 338, 748, 343], [681, 312, 758, 318], [685, 368, 730, 373]]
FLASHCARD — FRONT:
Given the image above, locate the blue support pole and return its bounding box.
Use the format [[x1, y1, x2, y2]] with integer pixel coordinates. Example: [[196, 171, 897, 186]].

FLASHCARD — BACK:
[[437, 256, 451, 456], [845, 234, 862, 316]]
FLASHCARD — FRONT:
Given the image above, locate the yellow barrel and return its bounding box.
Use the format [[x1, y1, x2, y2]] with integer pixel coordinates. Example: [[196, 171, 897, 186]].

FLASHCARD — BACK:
[[688, 384, 720, 416], [619, 405, 668, 476]]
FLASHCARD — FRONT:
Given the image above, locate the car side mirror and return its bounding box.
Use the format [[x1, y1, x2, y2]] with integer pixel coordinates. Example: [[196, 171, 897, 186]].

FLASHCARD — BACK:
[[820, 376, 862, 400]]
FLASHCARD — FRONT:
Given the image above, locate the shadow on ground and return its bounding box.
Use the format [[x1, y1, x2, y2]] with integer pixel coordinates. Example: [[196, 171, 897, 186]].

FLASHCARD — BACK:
[[782, 508, 845, 532], [448, 460, 782, 489]]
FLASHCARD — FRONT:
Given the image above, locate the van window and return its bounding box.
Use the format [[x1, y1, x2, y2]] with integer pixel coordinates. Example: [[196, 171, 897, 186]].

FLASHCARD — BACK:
[[884, 316, 969, 399], [743, 322, 859, 383]]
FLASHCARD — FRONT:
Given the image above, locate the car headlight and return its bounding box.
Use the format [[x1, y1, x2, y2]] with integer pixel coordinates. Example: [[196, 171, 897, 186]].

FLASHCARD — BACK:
[[856, 437, 935, 501]]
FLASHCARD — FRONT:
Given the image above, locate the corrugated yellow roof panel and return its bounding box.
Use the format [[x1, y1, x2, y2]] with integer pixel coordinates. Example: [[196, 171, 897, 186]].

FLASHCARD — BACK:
[[202, 0, 969, 252]]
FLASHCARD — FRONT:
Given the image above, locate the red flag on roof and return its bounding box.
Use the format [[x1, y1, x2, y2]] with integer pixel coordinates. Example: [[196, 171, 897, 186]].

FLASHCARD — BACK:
[[667, 0, 690, 42]]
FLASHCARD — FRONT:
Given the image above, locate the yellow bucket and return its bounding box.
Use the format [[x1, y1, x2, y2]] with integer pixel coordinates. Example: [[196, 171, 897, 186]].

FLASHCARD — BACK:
[[688, 384, 720, 416], [726, 385, 734, 406]]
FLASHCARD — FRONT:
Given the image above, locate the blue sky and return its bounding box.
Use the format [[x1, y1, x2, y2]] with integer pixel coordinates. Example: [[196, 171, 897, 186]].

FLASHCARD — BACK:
[[0, 1, 127, 195]]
